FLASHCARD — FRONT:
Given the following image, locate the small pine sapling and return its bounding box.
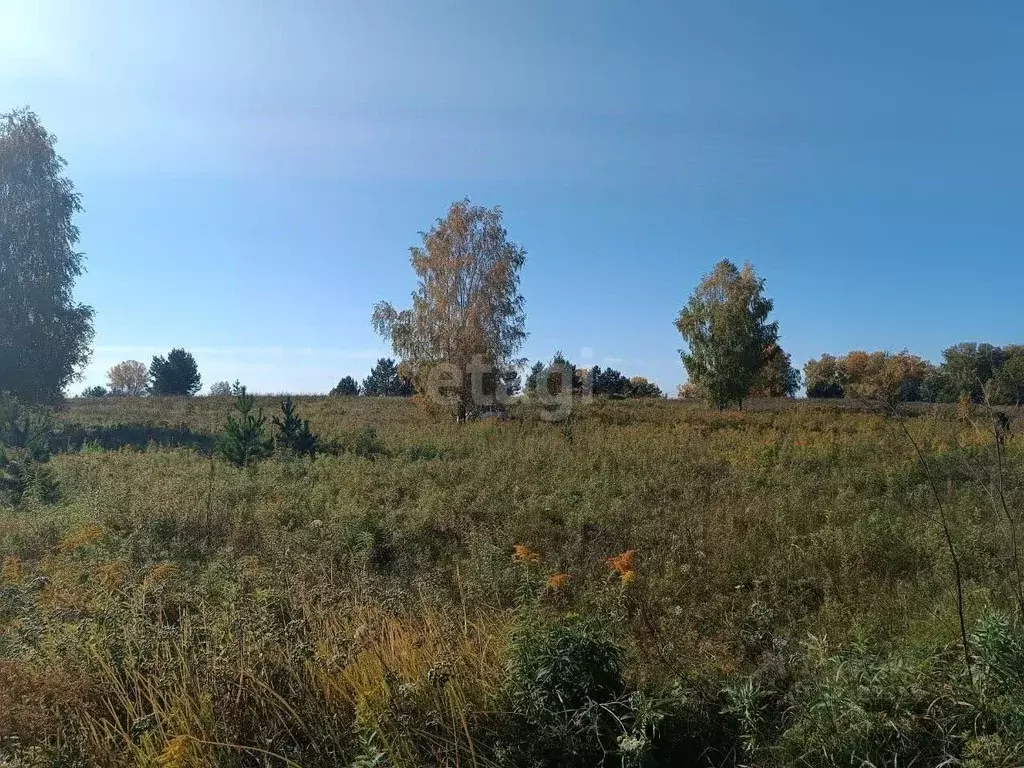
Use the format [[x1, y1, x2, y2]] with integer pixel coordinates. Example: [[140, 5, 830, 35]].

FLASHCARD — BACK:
[[272, 397, 319, 458], [0, 394, 60, 504], [215, 387, 274, 468]]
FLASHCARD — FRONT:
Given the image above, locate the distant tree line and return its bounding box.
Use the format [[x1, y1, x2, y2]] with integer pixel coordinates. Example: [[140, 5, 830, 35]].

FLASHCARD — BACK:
[[805, 344, 1024, 405], [524, 352, 665, 399]]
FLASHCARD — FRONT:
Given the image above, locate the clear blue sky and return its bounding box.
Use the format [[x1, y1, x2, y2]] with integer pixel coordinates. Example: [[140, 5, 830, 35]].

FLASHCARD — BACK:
[[2, 0, 1021, 394]]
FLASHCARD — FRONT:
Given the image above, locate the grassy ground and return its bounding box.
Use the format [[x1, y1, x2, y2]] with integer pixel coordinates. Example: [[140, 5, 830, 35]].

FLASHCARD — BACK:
[[2, 396, 1023, 766]]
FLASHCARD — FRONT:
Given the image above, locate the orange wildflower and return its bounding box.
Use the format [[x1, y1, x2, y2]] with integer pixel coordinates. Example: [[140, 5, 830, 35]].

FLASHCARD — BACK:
[[512, 544, 540, 564], [620, 570, 636, 586], [547, 573, 571, 590], [607, 549, 637, 576]]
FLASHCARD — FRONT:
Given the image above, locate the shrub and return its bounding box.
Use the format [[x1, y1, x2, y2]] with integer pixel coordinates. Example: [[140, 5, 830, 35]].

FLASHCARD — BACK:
[[505, 612, 625, 765], [345, 426, 386, 460]]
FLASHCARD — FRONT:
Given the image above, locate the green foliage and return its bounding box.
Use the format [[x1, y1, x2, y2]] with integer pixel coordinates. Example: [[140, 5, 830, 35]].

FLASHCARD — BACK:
[[0, 393, 59, 505], [361, 358, 414, 397], [80, 385, 107, 398], [500, 367, 523, 397], [526, 352, 587, 397], [0, 108, 95, 404], [804, 344, 1024, 404], [768, 615, 1024, 766], [272, 397, 319, 458], [626, 376, 664, 399], [992, 352, 1024, 406], [592, 366, 630, 397], [0, 445, 61, 505], [207, 380, 232, 396], [804, 354, 844, 398], [148, 348, 202, 396], [214, 387, 274, 467], [676, 260, 780, 409], [752, 345, 801, 398], [342, 425, 386, 459], [331, 375, 360, 396], [505, 612, 626, 765], [939, 342, 1005, 403], [525, 361, 545, 394]]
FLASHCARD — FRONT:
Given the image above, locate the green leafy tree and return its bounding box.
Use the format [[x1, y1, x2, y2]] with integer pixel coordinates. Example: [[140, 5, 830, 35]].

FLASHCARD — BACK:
[[1, 108, 94, 403], [804, 354, 844, 398], [675, 260, 779, 410], [752, 345, 801, 398], [371, 199, 527, 420], [215, 387, 273, 468], [331, 375, 360, 396], [806, 350, 933, 403], [361, 358, 414, 397], [272, 397, 319, 458], [992, 355, 1024, 406], [208, 381, 232, 396], [939, 342, 1005, 403], [81, 385, 107, 398], [626, 376, 664, 398], [149, 348, 202, 396]]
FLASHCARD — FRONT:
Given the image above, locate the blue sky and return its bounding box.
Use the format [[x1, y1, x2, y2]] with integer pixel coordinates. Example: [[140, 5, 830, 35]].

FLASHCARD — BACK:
[[2, 1, 1022, 394]]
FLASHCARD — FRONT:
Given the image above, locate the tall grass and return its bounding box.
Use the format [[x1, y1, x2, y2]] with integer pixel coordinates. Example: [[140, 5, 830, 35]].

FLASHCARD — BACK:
[[0, 397, 1021, 765]]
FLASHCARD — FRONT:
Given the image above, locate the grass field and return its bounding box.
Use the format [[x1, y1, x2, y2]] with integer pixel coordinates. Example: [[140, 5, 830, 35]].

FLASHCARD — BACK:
[[2, 396, 1024, 766]]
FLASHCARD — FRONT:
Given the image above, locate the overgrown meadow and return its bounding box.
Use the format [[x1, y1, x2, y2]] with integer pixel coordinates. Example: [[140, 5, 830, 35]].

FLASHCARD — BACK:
[[3, 396, 1024, 767]]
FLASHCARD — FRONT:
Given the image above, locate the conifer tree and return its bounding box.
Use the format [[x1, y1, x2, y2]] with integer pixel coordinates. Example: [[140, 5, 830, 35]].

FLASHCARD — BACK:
[[272, 397, 319, 458], [215, 387, 273, 468], [331, 375, 360, 396]]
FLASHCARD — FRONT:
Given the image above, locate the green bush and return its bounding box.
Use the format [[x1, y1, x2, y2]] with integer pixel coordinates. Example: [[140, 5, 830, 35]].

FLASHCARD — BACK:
[[504, 612, 625, 765]]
